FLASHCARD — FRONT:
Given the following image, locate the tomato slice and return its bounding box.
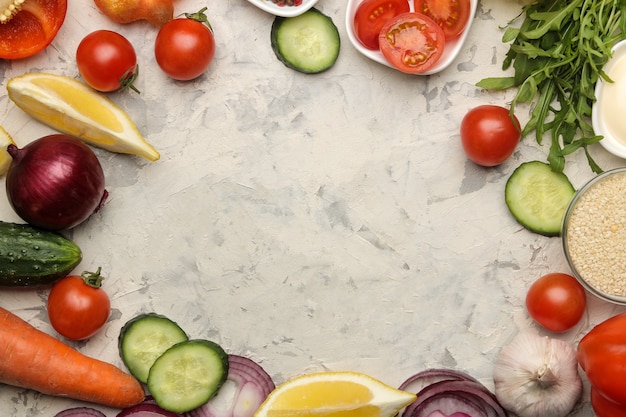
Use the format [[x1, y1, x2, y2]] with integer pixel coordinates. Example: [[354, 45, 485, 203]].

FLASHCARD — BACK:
[[353, 0, 410, 50], [415, 0, 471, 40], [378, 12, 445, 74], [0, 0, 67, 60]]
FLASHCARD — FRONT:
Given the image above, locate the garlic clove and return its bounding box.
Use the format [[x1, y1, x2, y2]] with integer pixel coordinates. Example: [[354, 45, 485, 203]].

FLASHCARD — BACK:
[[493, 332, 582, 417]]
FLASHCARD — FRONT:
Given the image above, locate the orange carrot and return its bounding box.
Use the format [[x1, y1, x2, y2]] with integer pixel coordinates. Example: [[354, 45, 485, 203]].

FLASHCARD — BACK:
[[0, 306, 144, 408]]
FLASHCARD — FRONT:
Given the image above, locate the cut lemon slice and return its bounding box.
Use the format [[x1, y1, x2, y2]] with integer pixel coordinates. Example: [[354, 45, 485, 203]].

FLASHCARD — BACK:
[[7, 72, 159, 161], [0, 126, 16, 175], [254, 371, 416, 417]]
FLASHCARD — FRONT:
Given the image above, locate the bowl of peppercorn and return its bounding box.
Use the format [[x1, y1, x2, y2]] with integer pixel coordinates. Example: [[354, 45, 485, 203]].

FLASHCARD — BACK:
[[562, 167, 626, 305], [246, 0, 319, 17]]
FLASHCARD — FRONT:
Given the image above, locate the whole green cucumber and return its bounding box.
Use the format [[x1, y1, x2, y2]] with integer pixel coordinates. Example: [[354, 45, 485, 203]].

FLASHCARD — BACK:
[[0, 221, 82, 286]]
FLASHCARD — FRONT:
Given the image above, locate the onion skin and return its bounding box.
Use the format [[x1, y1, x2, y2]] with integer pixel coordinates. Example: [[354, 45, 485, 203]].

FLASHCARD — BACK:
[[117, 402, 181, 416], [54, 407, 107, 417], [6, 134, 108, 231]]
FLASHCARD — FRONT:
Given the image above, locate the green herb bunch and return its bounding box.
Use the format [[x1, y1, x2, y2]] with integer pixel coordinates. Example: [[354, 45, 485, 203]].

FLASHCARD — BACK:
[[478, 0, 626, 173]]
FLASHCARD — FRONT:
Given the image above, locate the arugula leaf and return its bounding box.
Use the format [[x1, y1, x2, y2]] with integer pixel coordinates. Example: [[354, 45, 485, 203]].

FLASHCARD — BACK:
[[475, 77, 516, 90], [524, 1, 582, 39]]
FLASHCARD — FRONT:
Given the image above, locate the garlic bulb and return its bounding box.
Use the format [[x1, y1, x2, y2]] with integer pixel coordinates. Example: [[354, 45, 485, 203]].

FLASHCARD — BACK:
[[493, 332, 582, 417]]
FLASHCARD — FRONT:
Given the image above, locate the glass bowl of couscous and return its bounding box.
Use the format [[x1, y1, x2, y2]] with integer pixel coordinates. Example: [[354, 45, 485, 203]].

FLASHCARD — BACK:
[[562, 167, 626, 305]]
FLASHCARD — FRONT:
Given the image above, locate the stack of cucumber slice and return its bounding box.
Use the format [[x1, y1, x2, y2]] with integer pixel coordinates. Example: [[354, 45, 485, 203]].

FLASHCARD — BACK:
[[119, 313, 229, 413]]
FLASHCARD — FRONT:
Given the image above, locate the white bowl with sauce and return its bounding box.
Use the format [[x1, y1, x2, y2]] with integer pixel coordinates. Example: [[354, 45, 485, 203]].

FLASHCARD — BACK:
[[593, 39, 626, 159], [245, 0, 319, 17], [345, 0, 477, 75]]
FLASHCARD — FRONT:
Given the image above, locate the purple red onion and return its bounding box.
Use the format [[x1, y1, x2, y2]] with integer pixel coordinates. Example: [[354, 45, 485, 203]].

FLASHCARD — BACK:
[[399, 368, 478, 394], [53, 407, 106, 417], [5, 134, 108, 230], [400, 369, 507, 417], [117, 402, 182, 417]]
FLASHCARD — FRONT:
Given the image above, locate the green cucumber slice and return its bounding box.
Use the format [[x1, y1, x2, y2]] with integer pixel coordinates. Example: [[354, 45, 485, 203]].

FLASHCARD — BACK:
[[147, 339, 229, 413], [271, 8, 340, 74], [505, 161, 576, 236], [118, 313, 189, 383]]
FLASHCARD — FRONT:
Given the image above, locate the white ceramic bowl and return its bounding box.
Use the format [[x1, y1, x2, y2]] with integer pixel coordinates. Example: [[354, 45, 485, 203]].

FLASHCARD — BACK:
[[245, 0, 320, 17], [592, 39, 626, 159], [345, 0, 477, 75]]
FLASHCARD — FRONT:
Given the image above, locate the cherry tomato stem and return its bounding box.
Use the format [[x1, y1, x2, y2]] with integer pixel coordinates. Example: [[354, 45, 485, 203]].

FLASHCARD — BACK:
[[81, 266, 104, 289], [184, 7, 213, 31]]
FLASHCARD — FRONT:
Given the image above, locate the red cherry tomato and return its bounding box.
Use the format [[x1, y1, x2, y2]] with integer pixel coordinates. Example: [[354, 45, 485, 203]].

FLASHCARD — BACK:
[[378, 12, 445, 74], [76, 30, 139, 93], [0, 0, 67, 59], [155, 8, 216, 81], [525, 273, 586, 333], [591, 388, 626, 417], [460, 105, 521, 167], [47, 268, 111, 340], [414, 0, 471, 40], [353, 0, 410, 50]]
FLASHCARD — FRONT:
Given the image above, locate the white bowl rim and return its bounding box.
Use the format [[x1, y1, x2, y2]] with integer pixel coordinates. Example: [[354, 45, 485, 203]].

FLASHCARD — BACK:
[[245, 0, 320, 17], [345, 0, 478, 75], [592, 39, 626, 159]]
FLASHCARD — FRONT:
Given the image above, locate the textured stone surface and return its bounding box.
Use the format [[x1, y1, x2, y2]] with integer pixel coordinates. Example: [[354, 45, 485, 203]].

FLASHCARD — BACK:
[[1, 0, 625, 415]]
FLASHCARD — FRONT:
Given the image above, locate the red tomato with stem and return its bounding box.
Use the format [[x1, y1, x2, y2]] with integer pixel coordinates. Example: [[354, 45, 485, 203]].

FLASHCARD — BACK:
[[414, 0, 471, 40], [460, 105, 521, 167], [353, 0, 410, 50], [378, 12, 445, 74], [76, 30, 139, 93], [525, 273, 586, 333], [0, 0, 67, 59], [47, 268, 111, 341], [155, 7, 216, 81]]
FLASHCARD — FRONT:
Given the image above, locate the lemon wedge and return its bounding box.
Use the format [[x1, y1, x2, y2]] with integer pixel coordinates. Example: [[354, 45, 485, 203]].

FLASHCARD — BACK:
[[254, 371, 416, 417], [0, 126, 16, 175], [6, 73, 159, 161]]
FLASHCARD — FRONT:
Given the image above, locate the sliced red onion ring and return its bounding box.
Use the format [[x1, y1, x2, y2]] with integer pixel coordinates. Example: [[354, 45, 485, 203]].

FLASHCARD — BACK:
[[54, 408, 106, 417], [403, 380, 506, 417], [401, 370, 507, 417], [117, 402, 182, 417], [399, 368, 478, 395], [409, 392, 488, 417], [185, 354, 275, 417]]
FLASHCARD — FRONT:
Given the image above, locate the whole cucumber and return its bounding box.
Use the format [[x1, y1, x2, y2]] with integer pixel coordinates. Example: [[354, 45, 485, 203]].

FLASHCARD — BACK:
[[0, 221, 82, 286]]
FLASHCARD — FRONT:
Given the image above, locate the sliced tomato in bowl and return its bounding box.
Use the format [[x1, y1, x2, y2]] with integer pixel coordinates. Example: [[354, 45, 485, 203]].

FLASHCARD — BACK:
[[378, 12, 445, 74], [353, 0, 410, 50], [414, 0, 471, 40], [0, 0, 68, 60]]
